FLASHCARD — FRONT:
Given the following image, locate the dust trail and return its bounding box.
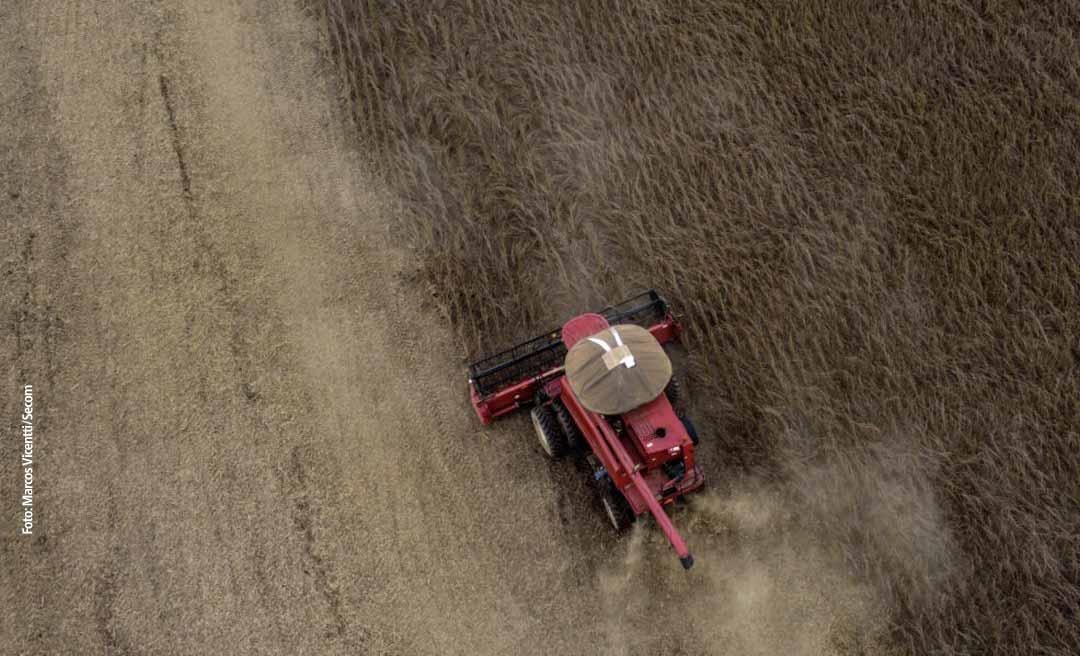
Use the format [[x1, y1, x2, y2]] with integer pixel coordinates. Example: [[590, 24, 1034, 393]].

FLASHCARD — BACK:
[[681, 488, 895, 656], [598, 523, 648, 656], [780, 439, 963, 617], [591, 481, 906, 656]]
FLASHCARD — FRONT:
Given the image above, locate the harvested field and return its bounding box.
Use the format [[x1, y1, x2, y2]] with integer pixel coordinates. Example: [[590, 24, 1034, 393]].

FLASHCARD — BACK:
[[319, 2, 1080, 654]]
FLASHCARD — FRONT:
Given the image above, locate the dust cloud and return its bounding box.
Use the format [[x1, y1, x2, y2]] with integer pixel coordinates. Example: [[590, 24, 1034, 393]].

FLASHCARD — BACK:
[[592, 456, 957, 655]]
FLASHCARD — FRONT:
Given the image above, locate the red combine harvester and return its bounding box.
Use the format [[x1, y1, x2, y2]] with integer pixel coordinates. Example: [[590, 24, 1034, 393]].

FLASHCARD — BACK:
[[467, 290, 704, 569]]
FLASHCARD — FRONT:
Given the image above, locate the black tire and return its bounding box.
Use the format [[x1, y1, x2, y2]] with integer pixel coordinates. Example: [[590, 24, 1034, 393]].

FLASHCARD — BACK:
[[600, 483, 635, 531], [552, 399, 584, 452], [531, 405, 567, 459], [680, 414, 700, 446], [665, 376, 682, 410]]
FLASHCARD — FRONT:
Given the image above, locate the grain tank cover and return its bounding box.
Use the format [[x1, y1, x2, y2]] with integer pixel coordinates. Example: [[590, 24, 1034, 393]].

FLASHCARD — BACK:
[[564, 324, 672, 415]]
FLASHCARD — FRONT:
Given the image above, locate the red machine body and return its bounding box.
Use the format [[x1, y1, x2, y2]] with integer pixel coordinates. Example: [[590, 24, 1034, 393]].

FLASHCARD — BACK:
[[467, 291, 704, 569]]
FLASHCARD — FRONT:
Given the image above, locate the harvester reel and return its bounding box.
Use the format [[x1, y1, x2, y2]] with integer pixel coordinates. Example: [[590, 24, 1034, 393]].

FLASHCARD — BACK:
[[530, 405, 567, 459]]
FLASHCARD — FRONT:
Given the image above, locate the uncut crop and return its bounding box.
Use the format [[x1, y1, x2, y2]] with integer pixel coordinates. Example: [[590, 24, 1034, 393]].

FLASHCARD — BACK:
[[317, 2, 1080, 653]]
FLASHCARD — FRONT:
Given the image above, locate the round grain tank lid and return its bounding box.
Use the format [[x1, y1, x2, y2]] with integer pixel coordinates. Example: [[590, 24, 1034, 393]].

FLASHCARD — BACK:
[[564, 324, 671, 415]]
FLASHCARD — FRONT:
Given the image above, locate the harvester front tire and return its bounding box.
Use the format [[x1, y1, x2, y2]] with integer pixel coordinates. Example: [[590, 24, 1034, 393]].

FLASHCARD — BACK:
[[600, 484, 634, 532], [553, 399, 584, 452], [531, 405, 567, 459]]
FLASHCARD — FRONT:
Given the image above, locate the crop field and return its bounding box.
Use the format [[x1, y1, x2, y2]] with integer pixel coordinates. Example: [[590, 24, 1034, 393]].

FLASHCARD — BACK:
[[319, 2, 1080, 653]]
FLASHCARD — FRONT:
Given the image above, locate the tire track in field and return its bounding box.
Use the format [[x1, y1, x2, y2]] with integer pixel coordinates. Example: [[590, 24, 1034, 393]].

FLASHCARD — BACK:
[[287, 445, 360, 646]]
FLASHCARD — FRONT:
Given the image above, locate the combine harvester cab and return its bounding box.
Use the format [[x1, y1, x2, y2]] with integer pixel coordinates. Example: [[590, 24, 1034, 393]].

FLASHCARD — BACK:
[[467, 291, 704, 569]]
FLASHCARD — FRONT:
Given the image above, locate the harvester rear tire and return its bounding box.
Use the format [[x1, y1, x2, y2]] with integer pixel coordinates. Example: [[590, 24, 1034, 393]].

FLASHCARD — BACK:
[[600, 483, 634, 532], [680, 415, 700, 446], [664, 376, 682, 410], [531, 405, 567, 459], [552, 399, 584, 452]]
